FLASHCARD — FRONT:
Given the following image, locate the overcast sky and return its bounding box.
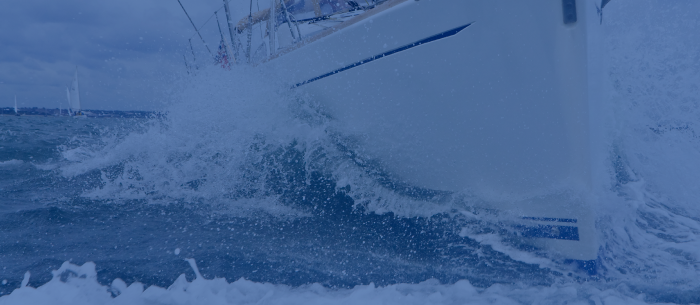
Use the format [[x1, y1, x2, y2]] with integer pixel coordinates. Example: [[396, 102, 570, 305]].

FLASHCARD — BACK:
[[1, 0, 257, 111], [4, 0, 698, 111]]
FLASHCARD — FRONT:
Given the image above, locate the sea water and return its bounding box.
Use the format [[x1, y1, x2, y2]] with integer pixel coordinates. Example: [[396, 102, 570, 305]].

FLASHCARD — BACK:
[[1, 0, 699, 304]]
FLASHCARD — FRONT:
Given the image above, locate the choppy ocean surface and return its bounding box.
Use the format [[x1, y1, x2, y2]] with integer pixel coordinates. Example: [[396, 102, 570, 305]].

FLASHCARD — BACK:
[[1, 1, 699, 304]]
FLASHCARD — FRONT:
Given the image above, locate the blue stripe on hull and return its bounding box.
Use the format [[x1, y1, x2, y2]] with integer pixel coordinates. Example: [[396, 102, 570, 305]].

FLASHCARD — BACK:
[[293, 23, 472, 88]]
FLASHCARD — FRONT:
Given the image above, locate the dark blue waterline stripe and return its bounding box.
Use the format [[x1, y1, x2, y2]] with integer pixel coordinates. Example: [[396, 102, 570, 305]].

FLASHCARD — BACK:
[[293, 23, 472, 88], [522, 217, 578, 223]]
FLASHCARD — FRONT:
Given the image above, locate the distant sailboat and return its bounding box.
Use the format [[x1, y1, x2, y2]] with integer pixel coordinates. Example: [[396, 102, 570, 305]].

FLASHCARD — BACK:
[[14, 95, 19, 116], [65, 87, 73, 116], [68, 67, 84, 117]]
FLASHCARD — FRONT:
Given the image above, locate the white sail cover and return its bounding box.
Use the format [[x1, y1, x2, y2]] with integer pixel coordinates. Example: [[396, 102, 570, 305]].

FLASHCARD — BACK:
[[69, 68, 81, 112]]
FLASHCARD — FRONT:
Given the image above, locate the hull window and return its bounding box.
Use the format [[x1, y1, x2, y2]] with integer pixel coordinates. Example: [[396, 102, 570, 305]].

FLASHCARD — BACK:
[[562, 0, 577, 24]]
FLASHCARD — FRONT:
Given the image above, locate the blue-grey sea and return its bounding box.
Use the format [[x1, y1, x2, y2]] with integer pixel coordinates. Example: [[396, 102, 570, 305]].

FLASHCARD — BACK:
[[1, 1, 699, 304]]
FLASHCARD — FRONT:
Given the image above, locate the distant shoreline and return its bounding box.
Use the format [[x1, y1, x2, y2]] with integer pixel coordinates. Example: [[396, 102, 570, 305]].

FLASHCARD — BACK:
[[0, 107, 158, 118]]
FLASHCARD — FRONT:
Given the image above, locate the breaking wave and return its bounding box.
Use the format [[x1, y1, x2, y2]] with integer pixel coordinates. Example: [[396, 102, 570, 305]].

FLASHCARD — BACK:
[[0, 261, 655, 305]]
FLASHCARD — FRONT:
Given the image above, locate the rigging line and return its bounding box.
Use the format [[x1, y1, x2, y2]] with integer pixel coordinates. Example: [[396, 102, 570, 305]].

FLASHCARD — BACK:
[[198, 6, 225, 30], [187, 5, 226, 40], [178, 0, 214, 56], [215, 12, 225, 41]]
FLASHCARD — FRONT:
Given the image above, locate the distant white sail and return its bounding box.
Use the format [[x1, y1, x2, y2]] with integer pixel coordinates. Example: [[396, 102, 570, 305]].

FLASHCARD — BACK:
[[66, 87, 73, 115], [69, 67, 81, 113], [65, 87, 73, 116], [14, 95, 18, 114]]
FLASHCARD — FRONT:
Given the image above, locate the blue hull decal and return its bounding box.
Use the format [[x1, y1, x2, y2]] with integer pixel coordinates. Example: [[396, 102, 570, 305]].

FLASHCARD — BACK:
[[293, 23, 472, 88]]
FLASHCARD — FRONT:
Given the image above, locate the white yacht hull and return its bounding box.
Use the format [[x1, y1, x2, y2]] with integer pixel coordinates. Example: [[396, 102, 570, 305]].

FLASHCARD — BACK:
[[263, 0, 603, 262]]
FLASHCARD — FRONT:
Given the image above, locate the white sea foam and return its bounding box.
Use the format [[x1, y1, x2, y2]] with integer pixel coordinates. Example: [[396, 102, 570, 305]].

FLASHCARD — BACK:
[[0, 160, 23, 167], [57, 66, 318, 213], [589, 0, 700, 293], [36, 0, 700, 302], [55, 62, 466, 219], [458, 230, 560, 271], [0, 261, 660, 305]]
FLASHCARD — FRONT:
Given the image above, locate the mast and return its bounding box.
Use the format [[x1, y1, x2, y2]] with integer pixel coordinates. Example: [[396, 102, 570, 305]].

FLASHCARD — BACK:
[[268, 0, 277, 56], [222, 0, 238, 62], [278, 0, 298, 42], [246, 0, 254, 63]]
